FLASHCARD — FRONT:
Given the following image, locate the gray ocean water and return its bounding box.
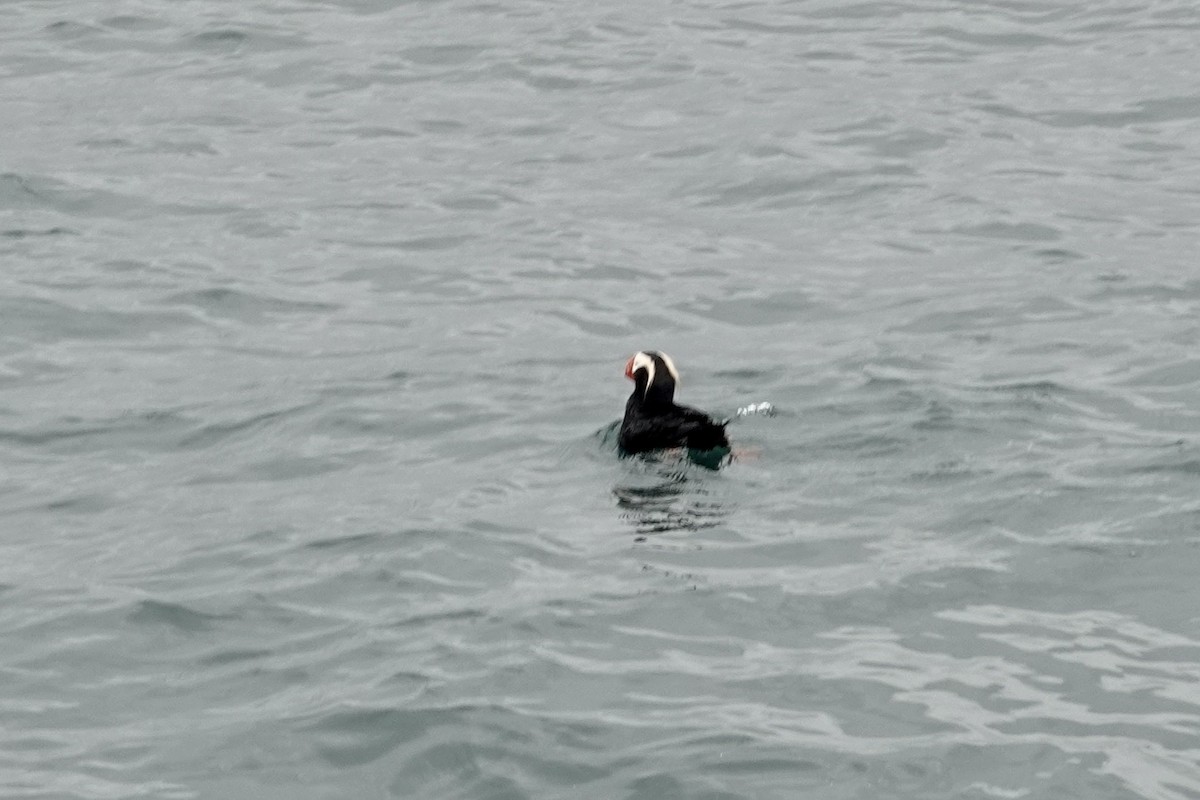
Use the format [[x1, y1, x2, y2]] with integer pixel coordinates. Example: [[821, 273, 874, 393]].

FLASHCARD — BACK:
[[3, 0, 1200, 797]]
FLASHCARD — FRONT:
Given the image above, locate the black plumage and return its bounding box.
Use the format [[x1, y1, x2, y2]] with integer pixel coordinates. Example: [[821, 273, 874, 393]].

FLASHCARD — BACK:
[[618, 351, 729, 455]]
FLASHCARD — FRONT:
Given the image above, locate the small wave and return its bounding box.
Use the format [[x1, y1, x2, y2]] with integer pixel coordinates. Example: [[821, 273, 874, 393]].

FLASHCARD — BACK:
[[162, 287, 339, 322], [127, 599, 231, 633]]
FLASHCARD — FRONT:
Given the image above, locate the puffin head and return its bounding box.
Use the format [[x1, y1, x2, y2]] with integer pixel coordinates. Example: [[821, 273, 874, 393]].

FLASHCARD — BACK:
[[624, 350, 679, 407]]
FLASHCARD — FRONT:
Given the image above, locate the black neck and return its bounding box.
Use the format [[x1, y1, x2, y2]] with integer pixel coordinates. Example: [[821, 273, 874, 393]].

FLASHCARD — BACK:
[[631, 371, 676, 411]]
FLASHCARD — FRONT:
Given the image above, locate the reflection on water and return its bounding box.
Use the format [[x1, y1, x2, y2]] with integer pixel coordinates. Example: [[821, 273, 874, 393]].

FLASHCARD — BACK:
[[600, 419, 733, 537], [613, 465, 729, 538]]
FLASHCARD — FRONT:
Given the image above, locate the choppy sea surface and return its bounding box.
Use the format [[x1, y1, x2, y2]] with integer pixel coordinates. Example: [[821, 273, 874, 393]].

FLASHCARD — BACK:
[[3, 0, 1200, 797]]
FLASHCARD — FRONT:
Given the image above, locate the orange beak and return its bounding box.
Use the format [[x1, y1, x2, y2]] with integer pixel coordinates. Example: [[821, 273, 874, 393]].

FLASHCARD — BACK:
[[624, 357, 635, 380]]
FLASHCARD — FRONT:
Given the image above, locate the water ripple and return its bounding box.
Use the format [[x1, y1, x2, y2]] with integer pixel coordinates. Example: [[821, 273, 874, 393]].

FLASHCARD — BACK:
[[2, 0, 1200, 797]]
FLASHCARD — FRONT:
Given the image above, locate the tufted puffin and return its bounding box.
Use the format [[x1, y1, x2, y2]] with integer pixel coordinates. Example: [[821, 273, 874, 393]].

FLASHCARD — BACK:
[[618, 351, 729, 455]]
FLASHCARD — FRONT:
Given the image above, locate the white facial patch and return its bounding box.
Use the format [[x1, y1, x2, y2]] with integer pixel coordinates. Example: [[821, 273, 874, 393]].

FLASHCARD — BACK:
[[631, 351, 656, 396], [632, 351, 682, 399]]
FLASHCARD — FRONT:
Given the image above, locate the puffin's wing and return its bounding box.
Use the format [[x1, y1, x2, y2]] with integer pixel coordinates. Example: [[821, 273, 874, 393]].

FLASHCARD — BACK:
[[617, 414, 673, 454], [619, 406, 729, 454], [674, 406, 730, 451]]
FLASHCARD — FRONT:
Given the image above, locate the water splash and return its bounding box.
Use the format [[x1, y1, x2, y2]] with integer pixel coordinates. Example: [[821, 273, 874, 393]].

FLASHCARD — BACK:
[[735, 401, 776, 418]]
